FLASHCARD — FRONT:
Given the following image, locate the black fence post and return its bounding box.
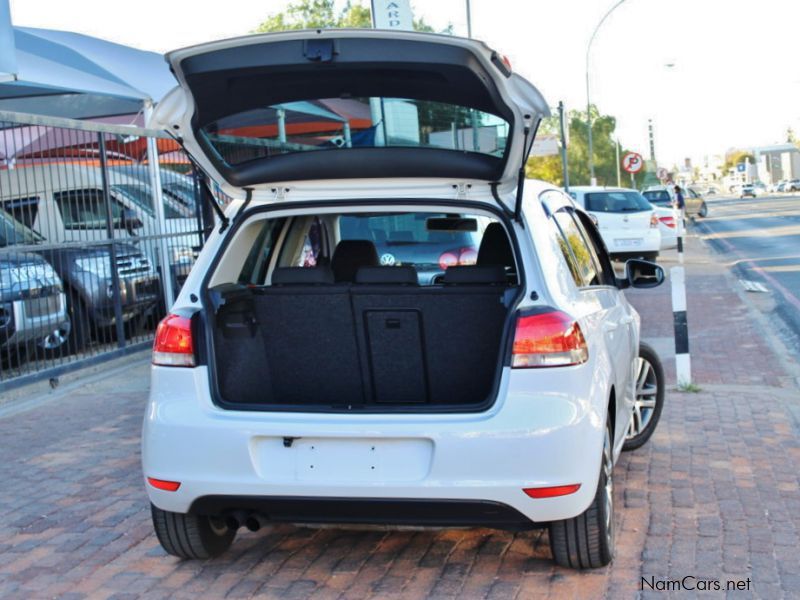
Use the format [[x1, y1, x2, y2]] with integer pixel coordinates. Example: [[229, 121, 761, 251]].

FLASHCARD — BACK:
[[97, 132, 127, 349]]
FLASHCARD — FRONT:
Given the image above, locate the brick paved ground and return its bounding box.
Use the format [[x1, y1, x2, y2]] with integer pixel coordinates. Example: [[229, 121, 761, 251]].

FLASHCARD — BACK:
[[1, 226, 799, 599]]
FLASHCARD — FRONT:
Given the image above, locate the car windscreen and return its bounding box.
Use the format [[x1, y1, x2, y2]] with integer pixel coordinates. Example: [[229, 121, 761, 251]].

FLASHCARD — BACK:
[[641, 190, 672, 205], [0, 208, 44, 247], [586, 191, 653, 212], [200, 97, 509, 167], [113, 184, 185, 219]]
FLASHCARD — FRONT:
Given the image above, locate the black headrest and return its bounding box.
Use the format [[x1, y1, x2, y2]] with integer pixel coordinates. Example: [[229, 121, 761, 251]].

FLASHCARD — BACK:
[[331, 240, 379, 282], [272, 266, 335, 285], [355, 266, 418, 285], [478, 223, 515, 268], [443, 265, 506, 285]]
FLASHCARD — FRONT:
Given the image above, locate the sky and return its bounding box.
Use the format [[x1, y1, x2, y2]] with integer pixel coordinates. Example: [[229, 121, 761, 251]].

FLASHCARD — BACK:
[[9, 0, 800, 168]]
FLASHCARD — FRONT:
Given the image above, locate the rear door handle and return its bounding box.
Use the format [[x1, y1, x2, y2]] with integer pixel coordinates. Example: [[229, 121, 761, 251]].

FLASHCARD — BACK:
[[602, 322, 619, 333]]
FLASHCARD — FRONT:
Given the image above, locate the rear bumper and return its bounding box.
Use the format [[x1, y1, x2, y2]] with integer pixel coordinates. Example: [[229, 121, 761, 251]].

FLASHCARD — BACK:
[[189, 496, 540, 530], [658, 226, 678, 250], [142, 361, 613, 525], [604, 228, 661, 256]]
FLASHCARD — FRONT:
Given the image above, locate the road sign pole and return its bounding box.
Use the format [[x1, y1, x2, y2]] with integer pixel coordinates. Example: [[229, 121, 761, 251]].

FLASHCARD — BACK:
[[616, 140, 621, 187]]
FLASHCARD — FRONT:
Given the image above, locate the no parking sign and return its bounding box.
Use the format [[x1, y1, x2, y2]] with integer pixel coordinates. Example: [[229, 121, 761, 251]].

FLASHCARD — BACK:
[[622, 152, 644, 174]]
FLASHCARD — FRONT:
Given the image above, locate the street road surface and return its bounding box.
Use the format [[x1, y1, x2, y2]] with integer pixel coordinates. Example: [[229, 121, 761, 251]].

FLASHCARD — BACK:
[[696, 194, 800, 351]]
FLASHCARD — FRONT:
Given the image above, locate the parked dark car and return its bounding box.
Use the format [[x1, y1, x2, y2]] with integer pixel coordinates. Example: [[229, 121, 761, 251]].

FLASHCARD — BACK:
[[0, 207, 160, 355], [0, 210, 70, 358]]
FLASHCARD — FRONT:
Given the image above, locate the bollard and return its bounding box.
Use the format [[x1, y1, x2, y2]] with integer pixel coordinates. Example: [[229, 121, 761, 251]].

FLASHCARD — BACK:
[[670, 265, 691, 386], [674, 203, 684, 264]]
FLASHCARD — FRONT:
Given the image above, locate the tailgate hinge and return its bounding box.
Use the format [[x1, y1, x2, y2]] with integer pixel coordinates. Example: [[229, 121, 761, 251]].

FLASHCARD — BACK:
[[453, 182, 471, 199], [271, 187, 289, 202]]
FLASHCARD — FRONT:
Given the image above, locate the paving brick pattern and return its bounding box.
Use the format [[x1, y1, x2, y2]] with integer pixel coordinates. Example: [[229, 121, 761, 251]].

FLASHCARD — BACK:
[[1, 229, 799, 598]]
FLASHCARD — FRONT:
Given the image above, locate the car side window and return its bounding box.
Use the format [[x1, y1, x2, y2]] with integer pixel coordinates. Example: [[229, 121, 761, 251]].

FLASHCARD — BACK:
[[238, 218, 286, 284], [552, 209, 599, 287], [53, 189, 124, 230], [276, 216, 330, 268], [571, 212, 614, 286]]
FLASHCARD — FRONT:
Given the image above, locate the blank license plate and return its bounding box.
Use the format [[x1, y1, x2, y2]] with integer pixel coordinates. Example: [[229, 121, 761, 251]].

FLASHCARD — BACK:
[[252, 437, 433, 483], [614, 238, 643, 247]]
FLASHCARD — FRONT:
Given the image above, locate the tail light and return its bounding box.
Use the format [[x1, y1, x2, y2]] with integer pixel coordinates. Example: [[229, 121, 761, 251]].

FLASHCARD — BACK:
[[438, 246, 478, 270], [658, 216, 676, 229], [650, 214, 659, 228], [153, 314, 195, 367], [512, 310, 588, 368]]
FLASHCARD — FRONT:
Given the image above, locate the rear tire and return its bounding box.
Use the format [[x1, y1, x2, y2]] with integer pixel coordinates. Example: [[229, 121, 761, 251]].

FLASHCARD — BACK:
[[697, 202, 708, 218], [623, 342, 665, 451], [151, 504, 235, 559], [65, 292, 91, 355], [549, 421, 615, 569]]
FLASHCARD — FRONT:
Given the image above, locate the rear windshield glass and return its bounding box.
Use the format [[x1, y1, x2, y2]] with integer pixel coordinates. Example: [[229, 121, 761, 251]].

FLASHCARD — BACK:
[[339, 213, 481, 269], [642, 190, 671, 204], [200, 97, 509, 167], [585, 191, 652, 213]]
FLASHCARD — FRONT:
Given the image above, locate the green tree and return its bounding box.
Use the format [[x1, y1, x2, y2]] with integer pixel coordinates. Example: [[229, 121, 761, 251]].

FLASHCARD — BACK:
[[526, 105, 632, 187], [254, 0, 445, 33]]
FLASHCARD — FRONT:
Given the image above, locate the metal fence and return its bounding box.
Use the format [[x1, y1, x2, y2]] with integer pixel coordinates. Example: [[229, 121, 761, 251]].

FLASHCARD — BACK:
[[0, 111, 218, 391]]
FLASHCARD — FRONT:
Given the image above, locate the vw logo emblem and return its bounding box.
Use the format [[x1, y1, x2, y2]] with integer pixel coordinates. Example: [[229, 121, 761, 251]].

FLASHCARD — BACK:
[[380, 253, 396, 266]]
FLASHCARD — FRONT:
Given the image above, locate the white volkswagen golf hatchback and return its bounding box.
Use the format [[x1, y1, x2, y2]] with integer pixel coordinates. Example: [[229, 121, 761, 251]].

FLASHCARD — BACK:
[[142, 29, 665, 569], [569, 186, 662, 262]]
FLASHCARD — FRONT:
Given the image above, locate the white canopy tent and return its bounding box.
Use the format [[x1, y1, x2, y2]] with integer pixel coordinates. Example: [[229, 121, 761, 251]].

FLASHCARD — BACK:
[[0, 25, 176, 119]]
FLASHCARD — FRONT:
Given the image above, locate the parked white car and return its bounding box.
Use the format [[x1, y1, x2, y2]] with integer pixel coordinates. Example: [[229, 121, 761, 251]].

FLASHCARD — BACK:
[[649, 205, 678, 250], [142, 29, 666, 569], [568, 187, 661, 261]]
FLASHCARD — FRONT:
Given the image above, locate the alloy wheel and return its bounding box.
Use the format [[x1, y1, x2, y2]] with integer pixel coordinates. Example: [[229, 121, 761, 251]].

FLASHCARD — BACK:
[[602, 425, 615, 550], [626, 356, 658, 439]]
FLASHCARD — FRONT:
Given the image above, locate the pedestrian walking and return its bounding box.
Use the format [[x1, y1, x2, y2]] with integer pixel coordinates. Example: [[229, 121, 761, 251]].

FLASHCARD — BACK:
[[674, 185, 685, 212]]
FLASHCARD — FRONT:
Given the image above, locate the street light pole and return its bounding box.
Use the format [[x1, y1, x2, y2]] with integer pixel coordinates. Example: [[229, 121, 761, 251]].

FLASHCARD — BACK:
[[465, 0, 472, 38], [586, 0, 628, 185]]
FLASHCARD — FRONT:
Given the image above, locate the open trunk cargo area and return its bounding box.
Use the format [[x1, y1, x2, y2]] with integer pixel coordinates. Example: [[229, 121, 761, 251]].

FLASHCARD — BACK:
[[207, 276, 516, 411]]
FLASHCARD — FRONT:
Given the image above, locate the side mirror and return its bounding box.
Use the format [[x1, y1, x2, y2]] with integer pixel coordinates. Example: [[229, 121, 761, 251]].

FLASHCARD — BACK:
[[119, 208, 143, 235], [618, 259, 665, 289]]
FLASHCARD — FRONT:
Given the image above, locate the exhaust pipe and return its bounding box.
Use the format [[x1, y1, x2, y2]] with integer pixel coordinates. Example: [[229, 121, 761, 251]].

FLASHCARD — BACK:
[[245, 514, 269, 532], [225, 510, 248, 531]]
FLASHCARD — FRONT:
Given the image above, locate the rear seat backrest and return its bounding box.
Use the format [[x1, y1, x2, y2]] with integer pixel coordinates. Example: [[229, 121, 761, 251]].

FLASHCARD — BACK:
[[442, 265, 506, 285], [355, 266, 418, 285], [272, 266, 335, 285], [350, 281, 507, 406]]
